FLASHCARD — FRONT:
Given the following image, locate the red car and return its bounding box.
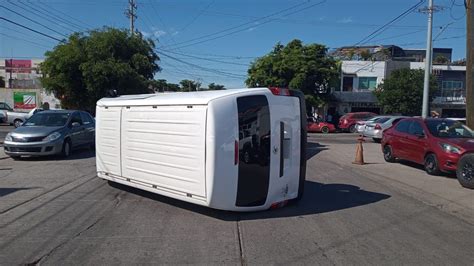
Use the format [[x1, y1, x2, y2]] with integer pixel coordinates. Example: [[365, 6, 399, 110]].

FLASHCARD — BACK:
[[307, 119, 336, 134], [339, 112, 377, 133], [381, 118, 474, 180]]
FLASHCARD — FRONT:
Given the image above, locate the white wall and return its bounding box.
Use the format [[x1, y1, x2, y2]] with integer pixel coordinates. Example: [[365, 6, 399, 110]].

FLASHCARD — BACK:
[[341, 61, 386, 91]]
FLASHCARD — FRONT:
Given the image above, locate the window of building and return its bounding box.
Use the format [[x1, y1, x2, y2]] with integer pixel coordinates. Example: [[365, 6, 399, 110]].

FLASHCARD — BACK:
[[358, 77, 377, 90], [342, 76, 354, 92], [442, 80, 463, 90]]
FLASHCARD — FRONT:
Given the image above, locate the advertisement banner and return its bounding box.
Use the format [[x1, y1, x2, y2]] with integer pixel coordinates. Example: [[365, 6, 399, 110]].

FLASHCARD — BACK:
[[13, 92, 37, 109], [5, 59, 32, 73]]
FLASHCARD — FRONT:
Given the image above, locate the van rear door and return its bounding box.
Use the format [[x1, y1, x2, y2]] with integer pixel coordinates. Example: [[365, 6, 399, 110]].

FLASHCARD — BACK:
[[121, 105, 207, 198]]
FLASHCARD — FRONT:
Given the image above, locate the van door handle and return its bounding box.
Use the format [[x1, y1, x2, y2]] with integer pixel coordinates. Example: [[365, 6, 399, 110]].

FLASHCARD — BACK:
[[279, 121, 284, 177]]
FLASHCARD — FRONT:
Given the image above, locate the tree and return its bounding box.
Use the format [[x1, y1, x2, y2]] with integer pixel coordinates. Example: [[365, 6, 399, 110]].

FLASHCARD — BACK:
[[0, 76, 5, 87], [433, 55, 449, 65], [148, 79, 180, 92], [179, 79, 200, 91], [207, 83, 225, 90], [374, 68, 438, 116], [40, 27, 160, 113], [246, 39, 339, 107], [359, 49, 372, 61]]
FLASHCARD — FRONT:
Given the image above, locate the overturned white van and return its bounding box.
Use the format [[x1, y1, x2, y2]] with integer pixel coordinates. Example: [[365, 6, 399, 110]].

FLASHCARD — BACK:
[[96, 88, 307, 211]]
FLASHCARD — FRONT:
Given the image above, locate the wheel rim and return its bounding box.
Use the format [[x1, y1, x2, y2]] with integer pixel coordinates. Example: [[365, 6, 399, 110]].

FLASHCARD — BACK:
[[425, 156, 435, 171], [244, 151, 250, 163], [383, 146, 391, 160], [14, 120, 21, 127], [461, 162, 474, 181], [322, 127, 329, 134], [350, 125, 356, 133]]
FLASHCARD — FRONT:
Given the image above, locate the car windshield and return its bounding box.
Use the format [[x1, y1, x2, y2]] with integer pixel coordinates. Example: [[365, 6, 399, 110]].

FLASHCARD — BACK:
[[24, 112, 70, 127], [426, 120, 474, 138]]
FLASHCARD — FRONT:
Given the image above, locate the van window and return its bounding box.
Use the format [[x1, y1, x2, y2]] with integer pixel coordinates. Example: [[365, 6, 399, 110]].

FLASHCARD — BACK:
[[236, 95, 271, 207]]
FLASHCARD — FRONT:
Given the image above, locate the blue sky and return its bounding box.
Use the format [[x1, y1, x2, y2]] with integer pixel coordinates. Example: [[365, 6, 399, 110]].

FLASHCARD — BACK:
[[0, 0, 468, 88]]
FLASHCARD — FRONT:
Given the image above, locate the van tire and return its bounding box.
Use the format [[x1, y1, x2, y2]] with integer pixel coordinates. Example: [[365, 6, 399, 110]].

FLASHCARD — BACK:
[[321, 126, 329, 134], [456, 154, 474, 189]]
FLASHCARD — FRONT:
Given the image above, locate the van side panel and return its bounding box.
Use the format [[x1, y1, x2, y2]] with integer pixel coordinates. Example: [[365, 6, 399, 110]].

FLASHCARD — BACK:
[[121, 105, 207, 198], [206, 98, 239, 210], [96, 106, 122, 176]]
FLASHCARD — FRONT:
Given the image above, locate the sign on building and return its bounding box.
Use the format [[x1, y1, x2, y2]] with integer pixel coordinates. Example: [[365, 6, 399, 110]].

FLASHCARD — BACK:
[[13, 91, 36, 109], [5, 59, 32, 74]]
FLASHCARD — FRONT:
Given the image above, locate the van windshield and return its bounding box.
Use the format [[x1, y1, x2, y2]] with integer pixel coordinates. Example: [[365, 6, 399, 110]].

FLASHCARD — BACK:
[[24, 113, 70, 127]]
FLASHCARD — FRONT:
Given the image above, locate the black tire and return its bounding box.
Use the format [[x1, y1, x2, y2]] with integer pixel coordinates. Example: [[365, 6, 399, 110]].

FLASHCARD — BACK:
[[373, 138, 381, 143], [321, 126, 329, 134], [349, 124, 357, 133], [424, 153, 441, 175], [13, 119, 23, 128], [456, 154, 474, 189], [383, 145, 395, 163], [10, 155, 21, 160], [62, 139, 72, 158]]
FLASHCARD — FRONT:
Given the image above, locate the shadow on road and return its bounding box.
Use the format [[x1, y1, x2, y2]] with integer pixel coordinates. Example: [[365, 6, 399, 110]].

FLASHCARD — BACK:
[[306, 142, 328, 161], [108, 180, 390, 221], [0, 187, 39, 197], [398, 160, 457, 178]]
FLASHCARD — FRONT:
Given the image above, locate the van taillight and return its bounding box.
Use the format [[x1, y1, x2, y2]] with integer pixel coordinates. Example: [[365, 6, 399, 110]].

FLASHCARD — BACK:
[[268, 87, 290, 96], [234, 140, 239, 165]]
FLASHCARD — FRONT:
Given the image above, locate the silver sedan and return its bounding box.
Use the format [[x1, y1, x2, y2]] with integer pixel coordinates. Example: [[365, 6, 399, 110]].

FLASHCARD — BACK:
[[363, 116, 406, 142], [4, 110, 95, 158]]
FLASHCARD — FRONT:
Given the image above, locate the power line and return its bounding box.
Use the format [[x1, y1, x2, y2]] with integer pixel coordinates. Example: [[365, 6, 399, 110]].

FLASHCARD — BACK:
[[39, 0, 94, 29], [161, 1, 325, 49], [22, 0, 86, 31], [0, 32, 53, 49], [354, 0, 426, 46], [7, 0, 78, 33], [159, 49, 250, 66], [0, 17, 64, 42], [0, 4, 68, 38], [157, 51, 247, 79]]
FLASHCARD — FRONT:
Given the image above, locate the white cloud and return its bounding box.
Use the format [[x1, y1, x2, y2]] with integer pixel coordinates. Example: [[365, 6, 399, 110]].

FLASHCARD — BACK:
[[153, 30, 167, 37], [247, 27, 256, 32], [172, 31, 179, 36], [337, 17, 353, 24], [141, 31, 151, 37]]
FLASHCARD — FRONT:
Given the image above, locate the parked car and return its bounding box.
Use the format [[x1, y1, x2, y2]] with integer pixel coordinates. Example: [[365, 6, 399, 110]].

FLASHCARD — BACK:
[[0, 102, 13, 123], [381, 118, 474, 177], [4, 110, 95, 159], [307, 117, 336, 133], [7, 108, 44, 128], [355, 116, 388, 134], [363, 116, 406, 143], [456, 153, 474, 189], [339, 112, 377, 133]]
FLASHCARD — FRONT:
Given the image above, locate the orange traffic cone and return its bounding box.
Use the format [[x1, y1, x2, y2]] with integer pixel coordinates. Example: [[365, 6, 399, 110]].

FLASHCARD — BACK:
[[353, 136, 365, 165]]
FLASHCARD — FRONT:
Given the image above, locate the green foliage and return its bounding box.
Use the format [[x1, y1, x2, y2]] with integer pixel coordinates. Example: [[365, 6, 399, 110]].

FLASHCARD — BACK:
[[179, 79, 201, 91], [433, 55, 449, 65], [40, 28, 160, 112], [207, 83, 225, 90], [246, 39, 338, 106], [359, 49, 372, 61], [374, 69, 438, 116], [148, 79, 180, 92]]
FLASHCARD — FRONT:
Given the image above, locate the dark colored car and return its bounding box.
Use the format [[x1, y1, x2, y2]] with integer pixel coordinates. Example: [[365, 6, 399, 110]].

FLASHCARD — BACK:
[[4, 110, 95, 158], [307, 118, 336, 134], [339, 112, 377, 133], [381, 118, 474, 182]]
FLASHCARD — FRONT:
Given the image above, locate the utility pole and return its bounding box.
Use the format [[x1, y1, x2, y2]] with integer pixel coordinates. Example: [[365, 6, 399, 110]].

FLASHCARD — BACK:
[[467, 0, 473, 128], [422, 0, 434, 118], [125, 0, 137, 34]]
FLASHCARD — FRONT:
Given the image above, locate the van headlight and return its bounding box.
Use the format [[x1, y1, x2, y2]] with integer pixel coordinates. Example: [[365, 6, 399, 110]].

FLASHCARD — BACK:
[[5, 133, 12, 142], [43, 132, 62, 142], [439, 143, 461, 154]]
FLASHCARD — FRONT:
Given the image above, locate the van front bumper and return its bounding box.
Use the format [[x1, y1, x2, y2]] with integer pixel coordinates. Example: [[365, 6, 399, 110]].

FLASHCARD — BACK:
[[4, 139, 63, 156]]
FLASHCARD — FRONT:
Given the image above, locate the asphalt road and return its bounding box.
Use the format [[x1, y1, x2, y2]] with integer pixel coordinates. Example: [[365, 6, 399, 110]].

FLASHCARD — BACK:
[[0, 125, 14, 142], [0, 134, 473, 265]]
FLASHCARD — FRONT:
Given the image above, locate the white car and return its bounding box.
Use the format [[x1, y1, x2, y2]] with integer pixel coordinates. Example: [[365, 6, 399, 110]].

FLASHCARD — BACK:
[[7, 108, 44, 128]]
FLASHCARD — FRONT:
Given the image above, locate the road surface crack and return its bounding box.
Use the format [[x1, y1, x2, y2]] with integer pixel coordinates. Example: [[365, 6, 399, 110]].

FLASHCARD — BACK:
[[236, 216, 246, 266]]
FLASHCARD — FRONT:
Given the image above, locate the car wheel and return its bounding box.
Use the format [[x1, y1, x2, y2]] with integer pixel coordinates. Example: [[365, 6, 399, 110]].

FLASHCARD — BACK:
[[14, 119, 23, 128], [383, 145, 395, 162], [321, 126, 329, 134], [424, 153, 441, 175], [243, 150, 251, 164], [456, 154, 474, 189], [62, 139, 72, 158], [373, 138, 381, 143], [349, 124, 357, 133]]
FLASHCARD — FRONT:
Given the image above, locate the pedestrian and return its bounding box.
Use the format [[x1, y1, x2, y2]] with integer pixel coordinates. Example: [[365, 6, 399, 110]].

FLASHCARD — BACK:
[[430, 111, 440, 118]]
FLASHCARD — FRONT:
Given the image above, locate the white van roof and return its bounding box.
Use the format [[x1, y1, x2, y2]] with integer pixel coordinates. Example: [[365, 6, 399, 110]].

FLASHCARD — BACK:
[[97, 88, 268, 107]]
